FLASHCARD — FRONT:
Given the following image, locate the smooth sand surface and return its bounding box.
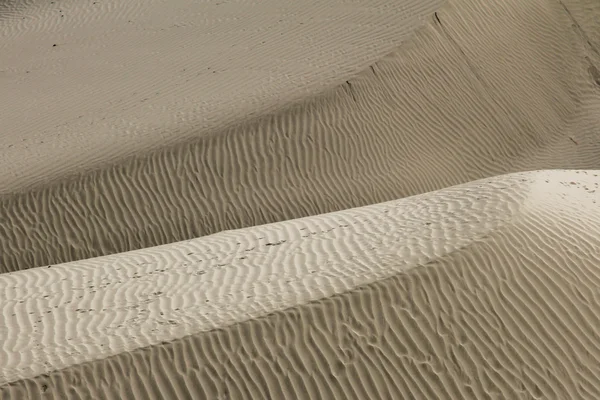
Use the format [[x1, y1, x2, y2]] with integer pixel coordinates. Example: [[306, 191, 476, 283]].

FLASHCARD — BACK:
[[1, 170, 599, 399], [2, 0, 600, 272]]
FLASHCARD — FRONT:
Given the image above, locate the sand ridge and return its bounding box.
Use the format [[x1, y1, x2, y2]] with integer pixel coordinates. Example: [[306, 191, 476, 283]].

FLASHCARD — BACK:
[[0, 170, 599, 399], [1, 0, 600, 272], [0, 0, 445, 194]]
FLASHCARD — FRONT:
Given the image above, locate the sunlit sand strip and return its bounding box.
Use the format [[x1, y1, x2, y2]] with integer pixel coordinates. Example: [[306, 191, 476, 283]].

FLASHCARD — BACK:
[[1, 170, 599, 399], [2, 0, 600, 272]]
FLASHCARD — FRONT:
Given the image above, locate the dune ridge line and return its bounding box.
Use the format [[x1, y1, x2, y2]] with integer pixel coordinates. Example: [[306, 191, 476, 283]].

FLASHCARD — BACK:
[[1, 0, 600, 272], [1, 170, 599, 398]]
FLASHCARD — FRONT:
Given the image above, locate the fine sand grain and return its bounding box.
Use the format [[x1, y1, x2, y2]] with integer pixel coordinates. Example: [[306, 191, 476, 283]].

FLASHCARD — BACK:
[[2, 0, 600, 272], [1, 170, 599, 399]]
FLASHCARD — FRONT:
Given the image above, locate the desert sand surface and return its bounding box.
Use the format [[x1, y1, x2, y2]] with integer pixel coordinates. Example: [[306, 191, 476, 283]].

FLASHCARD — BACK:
[[2, 0, 600, 398], [1, 0, 600, 272], [1, 170, 599, 399]]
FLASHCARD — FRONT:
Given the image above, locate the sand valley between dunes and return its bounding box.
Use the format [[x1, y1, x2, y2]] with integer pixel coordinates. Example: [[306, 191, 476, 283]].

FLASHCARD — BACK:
[[1, 0, 600, 398]]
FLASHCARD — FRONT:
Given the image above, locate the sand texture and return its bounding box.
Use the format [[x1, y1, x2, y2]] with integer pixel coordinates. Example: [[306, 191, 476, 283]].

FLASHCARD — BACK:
[[1, 0, 600, 272], [0, 170, 599, 399]]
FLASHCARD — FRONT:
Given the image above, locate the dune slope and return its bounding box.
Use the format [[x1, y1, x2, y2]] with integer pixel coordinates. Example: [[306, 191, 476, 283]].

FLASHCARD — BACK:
[[1, 0, 599, 272], [1, 170, 599, 399]]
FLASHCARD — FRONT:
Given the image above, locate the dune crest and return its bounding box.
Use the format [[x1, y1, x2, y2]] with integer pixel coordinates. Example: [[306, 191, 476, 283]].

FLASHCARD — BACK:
[[0, 170, 599, 399], [1, 0, 600, 272]]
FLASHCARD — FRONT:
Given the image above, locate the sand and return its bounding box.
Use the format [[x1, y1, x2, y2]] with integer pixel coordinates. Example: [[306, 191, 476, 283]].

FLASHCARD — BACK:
[[2, 0, 600, 398], [1, 0, 599, 272], [1, 170, 599, 399]]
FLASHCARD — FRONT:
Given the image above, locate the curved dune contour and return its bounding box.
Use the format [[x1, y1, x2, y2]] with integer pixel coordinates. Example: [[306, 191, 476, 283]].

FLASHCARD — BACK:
[[1, 0, 600, 272], [1, 170, 600, 399]]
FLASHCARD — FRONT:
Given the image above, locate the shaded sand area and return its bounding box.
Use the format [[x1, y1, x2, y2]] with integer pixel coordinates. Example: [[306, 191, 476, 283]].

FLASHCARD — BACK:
[[2, 0, 600, 272], [1, 170, 599, 399]]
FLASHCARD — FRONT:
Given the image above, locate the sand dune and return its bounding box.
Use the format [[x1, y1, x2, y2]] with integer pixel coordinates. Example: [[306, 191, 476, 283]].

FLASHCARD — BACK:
[[1, 0, 599, 272], [0, 170, 598, 399], [2, 0, 600, 397]]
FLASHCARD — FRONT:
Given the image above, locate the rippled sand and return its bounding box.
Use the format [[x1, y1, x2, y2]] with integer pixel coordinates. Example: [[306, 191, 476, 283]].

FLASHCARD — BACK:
[[1, 0, 600, 398], [1, 170, 600, 399], [1, 0, 599, 272]]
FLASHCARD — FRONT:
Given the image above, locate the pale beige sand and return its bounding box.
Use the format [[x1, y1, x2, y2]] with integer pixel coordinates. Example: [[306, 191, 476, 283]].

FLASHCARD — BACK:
[[1, 0, 600, 272], [1, 170, 599, 399]]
